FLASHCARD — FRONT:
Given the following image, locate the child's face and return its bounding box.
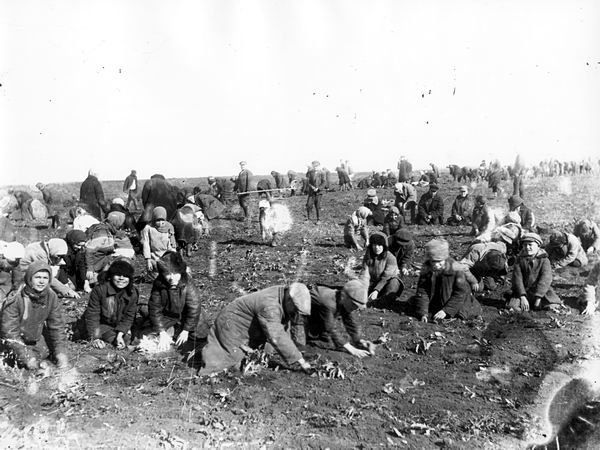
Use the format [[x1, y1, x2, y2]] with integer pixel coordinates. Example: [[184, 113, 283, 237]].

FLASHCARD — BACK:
[[112, 274, 130, 289], [524, 241, 539, 256], [431, 260, 446, 272], [164, 272, 181, 288], [31, 271, 50, 292]]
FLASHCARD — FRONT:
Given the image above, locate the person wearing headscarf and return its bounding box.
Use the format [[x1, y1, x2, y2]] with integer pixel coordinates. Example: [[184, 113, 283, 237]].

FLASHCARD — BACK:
[[139, 252, 203, 352], [344, 207, 372, 251], [200, 283, 312, 375], [0, 261, 69, 371], [447, 186, 473, 226], [360, 232, 403, 302], [382, 206, 405, 236], [573, 219, 600, 254], [57, 229, 90, 293], [508, 195, 535, 232], [416, 184, 444, 225], [84, 259, 138, 349], [546, 229, 588, 269], [412, 239, 482, 322], [301, 279, 375, 358], [16, 239, 79, 298], [0, 241, 25, 306], [508, 233, 562, 311], [79, 169, 108, 220], [388, 230, 415, 277], [141, 206, 176, 273], [36, 182, 60, 228]]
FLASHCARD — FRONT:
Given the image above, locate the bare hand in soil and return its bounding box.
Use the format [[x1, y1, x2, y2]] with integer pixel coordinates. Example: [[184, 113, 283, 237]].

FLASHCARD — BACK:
[[92, 339, 106, 349], [175, 330, 189, 347], [368, 290, 379, 301], [115, 333, 126, 349], [582, 302, 597, 315], [66, 289, 80, 299], [433, 310, 447, 321], [157, 331, 172, 351], [421, 315, 428, 323], [55, 354, 69, 369]]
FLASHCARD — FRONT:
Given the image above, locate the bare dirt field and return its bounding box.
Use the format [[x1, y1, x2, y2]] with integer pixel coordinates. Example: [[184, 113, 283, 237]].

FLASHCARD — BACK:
[[1, 172, 599, 449]]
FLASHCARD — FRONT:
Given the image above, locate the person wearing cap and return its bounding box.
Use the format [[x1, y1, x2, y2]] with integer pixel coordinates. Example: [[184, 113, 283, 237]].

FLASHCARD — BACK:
[[0, 260, 69, 372], [458, 236, 511, 293], [199, 282, 313, 375], [306, 160, 327, 223], [360, 232, 403, 302], [412, 239, 482, 322], [235, 161, 253, 221], [56, 230, 90, 294], [397, 156, 413, 183], [84, 259, 138, 349], [388, 230, 415, 277], [508, 195, 535, 232], [470, 195, 496, 239], [416, 184, 445, 225], [344, 207, 372, 251], [508, 232, 562, 311], [363, 189, 386, 226], [382, 206, 405, 236], [80, 170, 109, 220], [546, 229, 588, 269], [0, 241, 25, 305], [15, 239, 80, 298], [446, 186, 473, 226], [141, 206, 176, 274], [135, 252, 203, 352], [300, 279, 375, 358], [580, 262, 600, 315], [36, 182, 60, 228], [574, 219, 600, 254], [490, 222, 521, 258], [123, 169, 140, 211], [394, 182, 417, 224]]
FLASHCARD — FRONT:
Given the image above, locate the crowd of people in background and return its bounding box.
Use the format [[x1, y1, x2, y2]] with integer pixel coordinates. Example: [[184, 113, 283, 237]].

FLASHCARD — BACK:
[[0, 154, 598, 379]]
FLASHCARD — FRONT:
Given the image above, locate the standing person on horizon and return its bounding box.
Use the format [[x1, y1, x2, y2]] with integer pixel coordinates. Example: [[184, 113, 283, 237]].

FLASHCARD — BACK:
[[123, 170, 139, 211], [236, 161, 253, 222], [397, 156, 413, 183], [306, 160, 326, 224], [80, 169, 108, 220]]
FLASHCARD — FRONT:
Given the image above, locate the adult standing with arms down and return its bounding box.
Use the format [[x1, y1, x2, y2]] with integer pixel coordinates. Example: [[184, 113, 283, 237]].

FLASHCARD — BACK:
[[306, 160, 326, 223], [236, 161, 253, 222], [80, 170, 108, 220], [397, 156, 413, 183], [123, 170, 139, 211]]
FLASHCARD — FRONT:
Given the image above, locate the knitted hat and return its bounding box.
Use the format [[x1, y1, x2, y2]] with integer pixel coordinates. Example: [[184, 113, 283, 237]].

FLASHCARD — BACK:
[[289, 282, 311, 315], [394, 229, 413, 244], [342, 279, 368, 309], [112, 198, 125, 206], [25, 260, 52, 286], [521, 232, 543, 246], [157, 251, 187, 275], [356, 206, 372, 219], [152, 206, 167, 221], [107, 258, 135, 279], [47, 238, 68, 257], [3, 241, 25, 261], [367, 189, 377, 197], [66, 229, 87, 247], [508, 195, 524, 209], [425, 239, 449, 261]]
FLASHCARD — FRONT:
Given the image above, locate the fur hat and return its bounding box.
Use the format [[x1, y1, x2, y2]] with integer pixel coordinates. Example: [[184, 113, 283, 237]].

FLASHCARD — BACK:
[[370, 231, 388, 248], [508, 195, 524, 209], [288, 282, 311, 315], [157, 251, 187, 275], [47, 238, 68, 257], [425, 239, 449, 261], [521, 232, 543, 246], [3, 241, 25, 261], [107, 258, 135, 279], [356, 206, 372, 219], [343, 279, 368, 309], [152, 206, 167, 221]]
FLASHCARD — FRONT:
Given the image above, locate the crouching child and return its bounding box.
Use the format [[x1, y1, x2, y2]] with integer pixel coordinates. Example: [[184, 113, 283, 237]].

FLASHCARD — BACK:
[[84, 259, 138, 349]]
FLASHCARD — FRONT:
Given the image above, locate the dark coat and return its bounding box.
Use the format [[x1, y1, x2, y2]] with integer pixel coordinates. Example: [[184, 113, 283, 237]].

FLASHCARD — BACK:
[[306, 286, 362, 348], [236, 169, 253, 194], [85, 282, 139, 339], [80, 175, 108, 219], [361, 245, 399, 293], [382, 215, 404, 236], [512, 250, 560, 302], [517, 205, 535, 232], [149, 276, 201, 333], [306, 169, 326, 196], [417, 192, 444, 222], [140, 175, 178, 225], [397, 160, 413, 182], [195, 194, 225, 220], [123, 173, 138, 193], [389, 239, 415, 272], [413, 258, 481, 319], [451, 195, 473, 219]]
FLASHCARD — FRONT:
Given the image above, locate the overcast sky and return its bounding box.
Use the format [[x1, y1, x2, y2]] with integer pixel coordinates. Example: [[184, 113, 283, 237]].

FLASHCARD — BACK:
[[1, 0, 599, 185]]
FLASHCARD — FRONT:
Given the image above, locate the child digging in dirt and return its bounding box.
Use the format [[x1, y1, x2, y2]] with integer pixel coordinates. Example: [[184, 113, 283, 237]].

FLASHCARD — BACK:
[[507, 232, 563, 312]]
